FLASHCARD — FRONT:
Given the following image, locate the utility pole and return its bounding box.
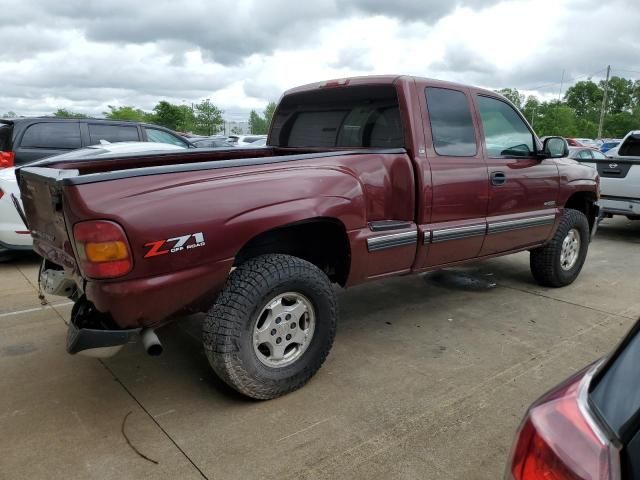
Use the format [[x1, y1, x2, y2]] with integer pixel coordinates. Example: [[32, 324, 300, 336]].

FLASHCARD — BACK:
[[597, 65, 611, 139], [558, 69, 565, 101]]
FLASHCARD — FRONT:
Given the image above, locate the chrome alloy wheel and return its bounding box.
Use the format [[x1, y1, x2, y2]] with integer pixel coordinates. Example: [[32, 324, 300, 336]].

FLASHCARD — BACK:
[[560, 228, 581, 271], [253, 292, 316, 368]]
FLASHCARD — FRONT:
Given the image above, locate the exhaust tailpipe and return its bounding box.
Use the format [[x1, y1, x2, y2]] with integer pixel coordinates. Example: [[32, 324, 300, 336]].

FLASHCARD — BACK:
[[141, 328, 163, 356]]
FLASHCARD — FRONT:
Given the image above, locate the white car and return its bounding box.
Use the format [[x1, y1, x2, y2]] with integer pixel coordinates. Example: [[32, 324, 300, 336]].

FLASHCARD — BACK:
[[227, 135, 267, 146], [0, 142, 186, 257], [0, 166, 31, 254]]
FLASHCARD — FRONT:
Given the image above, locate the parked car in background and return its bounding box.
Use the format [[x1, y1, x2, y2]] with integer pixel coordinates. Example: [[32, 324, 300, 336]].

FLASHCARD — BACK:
[[587, 130, 640, 220], [227, 134, 267, 146], [568, 146, 609, 161], [575, 138, 600, 148], [0, 118, 193, 167], [506, 317, 640, 480], [250, 137, 267, 146], [600, 139, 622, 153], [191, 136, 235, 148], [0, 142, 186, 258], [604, 144, 620, 158], [17, 75, 599, 399], [565, 137, 586, 147]]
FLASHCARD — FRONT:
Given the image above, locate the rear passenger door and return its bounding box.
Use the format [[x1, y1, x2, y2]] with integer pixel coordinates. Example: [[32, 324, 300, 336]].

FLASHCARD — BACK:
[[415, 85, 489, 268], [474, 94, 559, 256], [84, 122, 140, 145], [14, 122, 82, 164]]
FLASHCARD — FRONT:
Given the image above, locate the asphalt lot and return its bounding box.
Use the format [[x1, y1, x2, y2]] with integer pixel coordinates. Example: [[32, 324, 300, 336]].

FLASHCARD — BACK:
[[1, 217, 639, 480]]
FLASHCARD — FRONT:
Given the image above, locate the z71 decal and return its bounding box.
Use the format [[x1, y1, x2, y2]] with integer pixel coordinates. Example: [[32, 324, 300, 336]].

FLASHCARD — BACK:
[[144, 232, 206, 258]]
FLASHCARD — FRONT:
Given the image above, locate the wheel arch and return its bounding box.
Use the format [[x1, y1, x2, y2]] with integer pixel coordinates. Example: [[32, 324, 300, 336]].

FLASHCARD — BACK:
[[234, 217, 352, 286], [564, 190, 598, 233]]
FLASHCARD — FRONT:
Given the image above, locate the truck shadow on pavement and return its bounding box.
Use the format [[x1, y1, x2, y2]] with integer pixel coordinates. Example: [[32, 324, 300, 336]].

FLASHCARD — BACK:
[[596, 219, 640, 244]]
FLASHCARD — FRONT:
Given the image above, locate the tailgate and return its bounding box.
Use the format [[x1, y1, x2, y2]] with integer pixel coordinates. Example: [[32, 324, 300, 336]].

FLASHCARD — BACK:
[[597, 159, 640, 199], [18, 167, 80, 268]]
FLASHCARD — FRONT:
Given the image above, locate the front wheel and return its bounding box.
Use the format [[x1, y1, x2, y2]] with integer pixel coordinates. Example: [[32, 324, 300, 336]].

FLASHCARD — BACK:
[[530, 209, 590, 287], [202, 254, 337, 399]]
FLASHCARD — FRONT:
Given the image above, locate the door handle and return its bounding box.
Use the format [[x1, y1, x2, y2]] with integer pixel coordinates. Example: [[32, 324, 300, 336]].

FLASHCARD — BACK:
[[491, 171, 506, 186]]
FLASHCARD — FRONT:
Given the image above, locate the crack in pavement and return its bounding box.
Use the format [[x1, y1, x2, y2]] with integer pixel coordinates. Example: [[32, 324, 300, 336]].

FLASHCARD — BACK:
[[41, 291, 210, 480]]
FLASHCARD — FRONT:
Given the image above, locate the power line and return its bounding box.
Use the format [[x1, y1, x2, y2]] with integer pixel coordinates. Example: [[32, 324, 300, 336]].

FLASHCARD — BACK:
[[522, 67, 608, 92], [610, 67, 640, 76]]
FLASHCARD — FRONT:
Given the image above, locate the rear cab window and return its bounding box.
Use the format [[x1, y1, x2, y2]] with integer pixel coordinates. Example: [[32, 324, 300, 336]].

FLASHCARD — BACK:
[[88, 124, 140, 145], [270, 85, 404, 148], [618, 132, 640, 157]]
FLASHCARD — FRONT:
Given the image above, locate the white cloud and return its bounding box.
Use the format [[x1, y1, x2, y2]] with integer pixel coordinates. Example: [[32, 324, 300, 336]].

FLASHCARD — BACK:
[[1, 0, 638, 118]]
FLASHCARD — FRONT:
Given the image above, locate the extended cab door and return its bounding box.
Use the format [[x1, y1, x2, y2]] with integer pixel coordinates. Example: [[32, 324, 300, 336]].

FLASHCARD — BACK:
[[414, 84, 489, 268], [473, 93, 559, 256]]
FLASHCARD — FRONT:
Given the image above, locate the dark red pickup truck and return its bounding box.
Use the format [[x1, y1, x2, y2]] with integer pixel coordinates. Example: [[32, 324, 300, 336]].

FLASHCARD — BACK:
[[17, 76, 599, 399]]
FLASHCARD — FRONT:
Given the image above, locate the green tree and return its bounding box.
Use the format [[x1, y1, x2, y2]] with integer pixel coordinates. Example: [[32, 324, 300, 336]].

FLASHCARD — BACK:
[[564, 81, 602, 119], [522, 96, 541, 127], [231, 125, 243, 134], [264, 102, 277, 129], [2, 111, 17, 118], [103, 105, 150, 122], [496, 88, 524, 110], [248, 110, 267, 134], [52, 108, 88, 119], [177, 104, 197, 133], [602, 77, 634, 114], [603, 111, 639, 138], [150, 101, 183, 131], [194, 99, 223, 135], [533, 101, 578, 137]]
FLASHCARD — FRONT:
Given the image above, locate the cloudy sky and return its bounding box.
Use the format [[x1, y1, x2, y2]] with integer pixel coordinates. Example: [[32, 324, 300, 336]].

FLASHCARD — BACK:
[[2, 0, 639, 120]]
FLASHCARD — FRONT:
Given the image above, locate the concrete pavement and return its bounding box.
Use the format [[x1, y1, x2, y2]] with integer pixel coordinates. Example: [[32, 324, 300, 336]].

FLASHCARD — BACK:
[[1, 217, 638, 480]]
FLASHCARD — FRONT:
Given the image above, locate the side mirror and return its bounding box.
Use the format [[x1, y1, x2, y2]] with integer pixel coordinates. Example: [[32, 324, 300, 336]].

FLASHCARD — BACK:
[[540, 136, 569, 159]]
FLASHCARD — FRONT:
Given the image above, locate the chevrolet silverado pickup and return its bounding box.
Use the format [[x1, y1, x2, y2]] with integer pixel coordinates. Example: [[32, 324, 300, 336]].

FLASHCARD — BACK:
[[17, 76, 600, 399]]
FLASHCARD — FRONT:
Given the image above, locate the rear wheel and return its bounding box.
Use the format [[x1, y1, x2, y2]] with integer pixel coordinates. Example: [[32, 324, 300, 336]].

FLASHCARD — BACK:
[[203, 254, 337, 399], [530, 209, 590, 287]]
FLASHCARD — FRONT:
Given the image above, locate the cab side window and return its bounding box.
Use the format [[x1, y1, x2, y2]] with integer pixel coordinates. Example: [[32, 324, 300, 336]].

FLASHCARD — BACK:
[[425, 87, 477, 156], [477, 96, 535, 157]]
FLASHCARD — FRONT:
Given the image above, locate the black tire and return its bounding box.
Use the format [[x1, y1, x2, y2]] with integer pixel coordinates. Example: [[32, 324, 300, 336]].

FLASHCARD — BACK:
[[530, 209, 590, 287], [202, 254, 337, 399]]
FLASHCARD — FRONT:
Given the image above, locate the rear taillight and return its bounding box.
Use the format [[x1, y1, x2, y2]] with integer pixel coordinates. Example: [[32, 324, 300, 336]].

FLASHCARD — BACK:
[[73, 220, 133, 279], [507, 368, 618, 480], [0, 151, 15, 168], [0, 187, 4, 200]]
